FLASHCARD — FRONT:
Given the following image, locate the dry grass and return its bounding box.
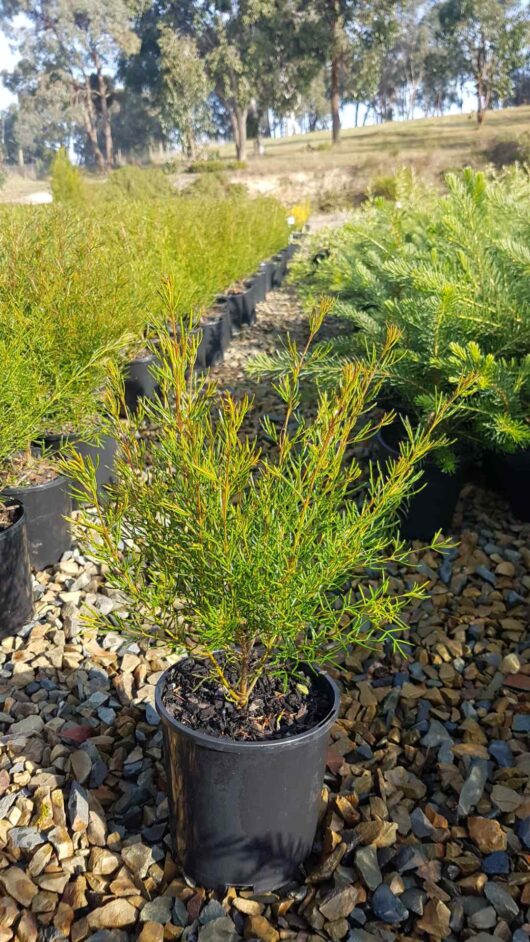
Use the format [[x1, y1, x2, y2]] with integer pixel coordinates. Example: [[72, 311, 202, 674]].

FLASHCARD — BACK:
[[0, 171, 51, 203], [2, 104, 529, 208], [221, 105, 530, 172], [214, 105, 530, 207]]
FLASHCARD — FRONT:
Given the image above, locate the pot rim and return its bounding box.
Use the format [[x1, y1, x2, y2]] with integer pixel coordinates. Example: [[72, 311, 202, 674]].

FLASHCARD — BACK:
[[377, 424, 402, 459], [155, 663, 340, 753], [377, 420, 462, 476], [128, 352, 159, 364], [3, 470, 68, 495], [0, 499, 25, 539]]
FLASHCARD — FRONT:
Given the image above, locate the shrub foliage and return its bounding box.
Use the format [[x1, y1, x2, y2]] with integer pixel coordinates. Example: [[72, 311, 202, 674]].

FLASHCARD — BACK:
[[67, 286, 467, 708], [270, 167, 530, 462]]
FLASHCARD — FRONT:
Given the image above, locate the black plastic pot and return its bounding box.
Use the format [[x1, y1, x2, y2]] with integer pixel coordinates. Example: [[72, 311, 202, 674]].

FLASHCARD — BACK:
[[196, 313, 226, 370], [155, 667, 340, 892], [212, 301, 233, 354], [260, 260, 275, 294], [241, 279, 258, 325], [378, 423, 463, 541], [253, 267, 268, 304], [0, 501, 33, 632], [227, 281, 257, 329], [285, 242, 299, 261], [3, 475, 72, 570], [272, 250, 288, 287], [124, 353, 160, 413], [41, 432, 117, 505], [488, 448, 530, 522]]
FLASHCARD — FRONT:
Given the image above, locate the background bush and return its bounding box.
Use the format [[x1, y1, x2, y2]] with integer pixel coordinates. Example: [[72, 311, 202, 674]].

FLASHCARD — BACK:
[[0, 179, 289, 445], [270, 167, 530, 461]]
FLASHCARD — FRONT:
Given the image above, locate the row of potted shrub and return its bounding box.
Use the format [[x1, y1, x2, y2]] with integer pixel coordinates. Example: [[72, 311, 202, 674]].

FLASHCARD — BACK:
[[263, 166, 530, 540], [0, 239, 297, 635]]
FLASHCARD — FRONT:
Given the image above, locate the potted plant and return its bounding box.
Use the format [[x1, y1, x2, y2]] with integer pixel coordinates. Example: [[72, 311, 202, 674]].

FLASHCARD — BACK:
[[0, 335, 72, 572], [68, 282, 460, 891], [123, 345, 161, 414], [275, 167, 530, 535], [0, 355, 35, 629], [32, 338, 127, 506]]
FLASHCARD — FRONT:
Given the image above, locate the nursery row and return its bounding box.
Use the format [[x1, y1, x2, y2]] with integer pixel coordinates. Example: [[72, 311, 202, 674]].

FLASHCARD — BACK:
[[256, 166, 530, 538], [0, 191, 297, 636]]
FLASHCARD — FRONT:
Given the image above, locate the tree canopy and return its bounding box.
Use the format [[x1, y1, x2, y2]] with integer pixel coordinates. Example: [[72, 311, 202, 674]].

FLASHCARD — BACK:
[[0, 0, 529, 165]]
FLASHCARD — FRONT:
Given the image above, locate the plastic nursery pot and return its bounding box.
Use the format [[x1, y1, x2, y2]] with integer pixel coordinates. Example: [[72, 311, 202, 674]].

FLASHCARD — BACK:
[[253, 266, 268, 304], [260, 260, 275, 295], [378, 421, 463, 542], [42, 432, 117, 506], [272, 250, 288, 287], [487, 448, 530, 522], [241, 279, 258, 326], [196, 314, 226, 370], [155, 667, 340, 892], [211, 300, 233, 355], [227, 281, 257, 329], [2, 474, 72, 571], [0, 501, 33, 633], [123, 352, 161, 414]]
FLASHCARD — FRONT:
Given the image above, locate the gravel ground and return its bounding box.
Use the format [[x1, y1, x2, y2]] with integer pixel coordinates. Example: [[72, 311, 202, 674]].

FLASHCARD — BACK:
[[1, 286, 530, 942]]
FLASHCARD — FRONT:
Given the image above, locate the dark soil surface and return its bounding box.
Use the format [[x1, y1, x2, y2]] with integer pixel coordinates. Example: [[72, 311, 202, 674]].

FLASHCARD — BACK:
[[5, 451, 60, 487], [0, 503, 17, 531], [161, 656, 334, 742]]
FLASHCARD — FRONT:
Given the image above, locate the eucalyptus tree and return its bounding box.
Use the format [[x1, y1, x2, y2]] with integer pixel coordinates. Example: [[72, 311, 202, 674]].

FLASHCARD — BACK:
[[314, 0, 398, 144], [437, 0, 530, 124], [0, 0, 144, 169], [158, 24, 211, 157]]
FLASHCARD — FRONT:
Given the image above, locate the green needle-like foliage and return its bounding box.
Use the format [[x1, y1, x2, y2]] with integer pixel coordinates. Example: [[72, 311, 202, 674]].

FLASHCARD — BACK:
[[271, 167, 530, 462], [0, 186, 289, 446], [67, 283, 469, 708]]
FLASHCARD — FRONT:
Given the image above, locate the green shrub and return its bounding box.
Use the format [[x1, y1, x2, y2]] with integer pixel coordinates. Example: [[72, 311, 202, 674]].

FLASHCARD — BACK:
[[67, 293, 457, 706], [368, 174, 400, 201], [188, 159, 247, 173], [50, 148, 87, 205], [101, 165, 175, 201], [484, 133, 530, 169], [0, 189, 289, 445], [260, 167, 530, 462]]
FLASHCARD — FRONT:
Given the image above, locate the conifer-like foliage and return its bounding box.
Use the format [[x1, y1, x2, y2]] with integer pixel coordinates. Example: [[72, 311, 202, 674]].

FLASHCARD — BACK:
[[67, 282, 470, 708], [266, 168, 530, 463]]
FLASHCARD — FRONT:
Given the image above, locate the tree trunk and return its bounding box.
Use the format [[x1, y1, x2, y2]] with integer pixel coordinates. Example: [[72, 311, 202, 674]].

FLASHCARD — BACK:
[[82, 79, 106, 172], [476, 79, 486, 125], [230, 106, 248, 162], [331, 51, 341, 144], [97, 69, 113, 167], [329, 0, 342, 145]]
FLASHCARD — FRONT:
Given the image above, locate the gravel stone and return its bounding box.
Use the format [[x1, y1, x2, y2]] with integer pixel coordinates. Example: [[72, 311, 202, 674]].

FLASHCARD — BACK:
[[371, 885, 408, 924], [0, 283, 528, 942]]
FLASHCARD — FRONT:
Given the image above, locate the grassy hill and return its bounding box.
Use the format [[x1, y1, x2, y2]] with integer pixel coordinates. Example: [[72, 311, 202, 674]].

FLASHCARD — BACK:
[[223, 105, 530, 171], [2, 104, 529, 209], [218, 105, 530, 209]]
